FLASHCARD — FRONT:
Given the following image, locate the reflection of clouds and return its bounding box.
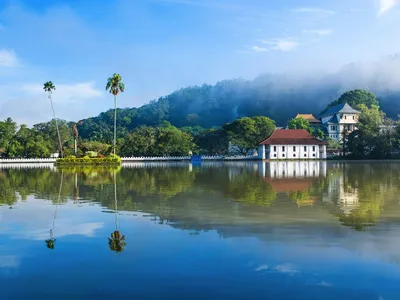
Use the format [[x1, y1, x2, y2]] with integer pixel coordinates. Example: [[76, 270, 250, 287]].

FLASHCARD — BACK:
[[318, 281, 332, 287], [0, 197, 104, 240], [29, 222, 104, 240], [254, 263, 298, 275], [275, 263, 298, 274], [0, 255, 19, 268], [255, 264, 269, 272]]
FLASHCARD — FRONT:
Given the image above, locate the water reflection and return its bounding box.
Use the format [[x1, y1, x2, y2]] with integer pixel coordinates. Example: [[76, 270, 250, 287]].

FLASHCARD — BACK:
[[2, 162, 400, 298], [108, 171, 126, 253], [0, 161, 400, 233], [45, 170, 64, 250]]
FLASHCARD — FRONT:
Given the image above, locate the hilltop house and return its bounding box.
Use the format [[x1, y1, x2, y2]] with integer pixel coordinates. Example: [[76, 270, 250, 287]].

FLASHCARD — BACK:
[[295, 114, 321, 126], [258, 129, 327, 160], [319, 103, 360, 142]]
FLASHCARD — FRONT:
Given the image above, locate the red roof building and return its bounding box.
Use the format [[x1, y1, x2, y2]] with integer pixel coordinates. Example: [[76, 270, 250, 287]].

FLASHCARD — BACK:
[[258, 129, 327, 160]]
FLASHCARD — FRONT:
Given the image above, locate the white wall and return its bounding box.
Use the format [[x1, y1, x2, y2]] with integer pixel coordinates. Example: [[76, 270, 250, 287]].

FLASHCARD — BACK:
[[261, 161, 327, 178], [267, 144, 320, 160]]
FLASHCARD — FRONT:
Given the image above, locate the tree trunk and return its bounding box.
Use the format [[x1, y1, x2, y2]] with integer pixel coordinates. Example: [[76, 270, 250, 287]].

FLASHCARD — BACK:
[[114, 171, 118, 231], [74, 139, 77, 156], [114, 95, 117, 156], [49, 93, 63, 158]]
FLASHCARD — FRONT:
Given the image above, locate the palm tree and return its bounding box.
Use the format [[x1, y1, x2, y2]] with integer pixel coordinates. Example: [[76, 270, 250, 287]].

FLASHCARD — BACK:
[[108, 170, 126, 253], [105, 74, 125, 155], [45, 170, 64, 250], [43, 81, 63, 158]]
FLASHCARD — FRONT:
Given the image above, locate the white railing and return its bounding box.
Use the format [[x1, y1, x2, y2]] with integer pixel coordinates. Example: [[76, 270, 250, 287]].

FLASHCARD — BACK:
[[0, 163, 56, 169], [0, 155, 258, 164], [121, 156, 192, 161], [0, 158, 57, 163]]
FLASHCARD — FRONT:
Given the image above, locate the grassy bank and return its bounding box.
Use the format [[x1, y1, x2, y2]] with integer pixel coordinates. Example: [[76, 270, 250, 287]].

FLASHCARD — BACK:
[[55, 155, 121, 166]]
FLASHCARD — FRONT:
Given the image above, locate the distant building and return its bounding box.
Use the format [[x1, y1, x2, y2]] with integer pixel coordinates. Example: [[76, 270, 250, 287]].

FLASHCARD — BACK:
[[295, 114, 321, 126], [319, 102, 360, 142], [258, 129, 327, 160]]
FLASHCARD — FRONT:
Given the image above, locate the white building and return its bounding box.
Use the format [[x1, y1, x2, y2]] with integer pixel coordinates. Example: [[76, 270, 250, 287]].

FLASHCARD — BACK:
[[320, 102, 360, 142], [258, 129, 327, 160]]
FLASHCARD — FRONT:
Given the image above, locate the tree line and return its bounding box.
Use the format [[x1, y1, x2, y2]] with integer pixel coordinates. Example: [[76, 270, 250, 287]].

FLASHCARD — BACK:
[[1, 87, 400, 159]]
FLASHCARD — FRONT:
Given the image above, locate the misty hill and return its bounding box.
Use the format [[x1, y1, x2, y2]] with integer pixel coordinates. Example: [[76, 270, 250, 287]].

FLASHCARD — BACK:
[[77, 55, 400, 140]]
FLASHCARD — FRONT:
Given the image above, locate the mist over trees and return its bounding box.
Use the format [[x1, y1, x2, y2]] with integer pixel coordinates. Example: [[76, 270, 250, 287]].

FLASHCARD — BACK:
[[73, 55, 400, 139]]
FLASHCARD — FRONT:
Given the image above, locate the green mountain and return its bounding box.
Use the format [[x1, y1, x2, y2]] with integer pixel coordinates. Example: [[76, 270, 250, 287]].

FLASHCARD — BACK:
[[76, 76, 400, 141]]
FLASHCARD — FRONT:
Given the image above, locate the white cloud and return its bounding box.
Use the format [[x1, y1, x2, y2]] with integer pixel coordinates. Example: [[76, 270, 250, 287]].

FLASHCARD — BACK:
[[21, 82, 102, 103], [252, 46, 267, 53], [379, 0, 400, 15], [292, 7, 335, 15], [260, 38, 298, 52], [0, 255, 19, 269], [0, 49, 19, 67], [255, 264, 269, 271], [303, 29, 332, 36]]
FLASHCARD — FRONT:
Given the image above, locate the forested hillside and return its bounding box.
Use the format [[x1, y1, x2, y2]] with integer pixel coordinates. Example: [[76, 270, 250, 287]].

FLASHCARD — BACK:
[[76, 57, 400, 141]]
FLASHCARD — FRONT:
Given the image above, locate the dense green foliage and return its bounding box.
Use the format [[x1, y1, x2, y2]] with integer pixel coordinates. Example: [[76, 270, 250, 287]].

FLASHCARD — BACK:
[[55, 154, 122, 166], [346, 104, 400, 159], [119, 122, 195, 157], [287, 117, 325, 140], [223, 116, 276, 155], [321, 89, 379, 114]]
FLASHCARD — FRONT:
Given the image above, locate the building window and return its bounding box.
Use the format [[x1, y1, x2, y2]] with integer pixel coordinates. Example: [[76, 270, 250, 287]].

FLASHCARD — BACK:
[[313, 154, 316, 157], [304, 154, 307, 157], [293, 146, 296, 151], [304, 146, 307, 151], [274, 154, 277, 157], [282, 154, 285, 158], [293, 154, 296, 157], [353, 115, 355, 120], [282, 146, 285, 151], [312, 146, 316, 152], [273, 146, 276, 152], [344, 115, 347, 120], [331, 125, 338, 131]]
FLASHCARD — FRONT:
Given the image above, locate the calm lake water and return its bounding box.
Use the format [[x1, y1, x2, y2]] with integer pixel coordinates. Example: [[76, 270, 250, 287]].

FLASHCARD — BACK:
[[1, 161, 400, 299]]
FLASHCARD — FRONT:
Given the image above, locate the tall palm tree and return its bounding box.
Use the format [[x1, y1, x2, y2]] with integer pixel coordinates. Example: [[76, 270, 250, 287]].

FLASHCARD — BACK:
[[45, 170, 64, 250], [105, 74, 125, 155], [43, 81, 63, 158], [108, 170, 126, 253]]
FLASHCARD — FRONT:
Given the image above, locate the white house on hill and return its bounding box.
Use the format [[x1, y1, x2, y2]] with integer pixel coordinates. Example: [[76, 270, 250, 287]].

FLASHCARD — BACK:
[[258, 129, 327, 160], [320, 102, 360, 142]]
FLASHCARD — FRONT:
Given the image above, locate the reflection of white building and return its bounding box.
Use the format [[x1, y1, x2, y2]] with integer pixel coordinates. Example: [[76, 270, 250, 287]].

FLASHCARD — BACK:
[[258, 161, 327, 179], [323, 171, 359, 214]]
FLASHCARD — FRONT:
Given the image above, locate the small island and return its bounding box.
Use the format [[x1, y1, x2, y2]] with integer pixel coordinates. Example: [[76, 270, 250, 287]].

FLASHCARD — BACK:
[[54, 154, 121, 166]]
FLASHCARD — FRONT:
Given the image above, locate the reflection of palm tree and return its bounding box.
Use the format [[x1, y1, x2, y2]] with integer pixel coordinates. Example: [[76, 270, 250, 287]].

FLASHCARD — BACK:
[[108, 171, 126, 253], [45, 170, 63, 250]]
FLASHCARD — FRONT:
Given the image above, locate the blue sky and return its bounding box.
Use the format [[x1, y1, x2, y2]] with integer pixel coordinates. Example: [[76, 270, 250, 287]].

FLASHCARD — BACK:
[[0, 0, 400, 125]]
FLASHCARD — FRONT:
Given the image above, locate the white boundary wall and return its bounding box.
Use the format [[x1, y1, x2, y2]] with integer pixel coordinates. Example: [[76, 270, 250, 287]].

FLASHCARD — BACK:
[[0, 155, 258, 164]]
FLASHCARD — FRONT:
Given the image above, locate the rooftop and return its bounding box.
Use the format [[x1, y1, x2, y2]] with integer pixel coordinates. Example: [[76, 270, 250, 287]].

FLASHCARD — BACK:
[[320, 102, 360, 117], [259, 129, 328, 145], [295, 114, 321, 123], [264, 178, 314, 192]]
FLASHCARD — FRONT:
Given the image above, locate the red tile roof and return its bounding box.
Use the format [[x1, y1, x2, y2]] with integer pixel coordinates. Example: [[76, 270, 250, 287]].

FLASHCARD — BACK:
[[259, 129, 327, 145], [264, 178, 314, 192]]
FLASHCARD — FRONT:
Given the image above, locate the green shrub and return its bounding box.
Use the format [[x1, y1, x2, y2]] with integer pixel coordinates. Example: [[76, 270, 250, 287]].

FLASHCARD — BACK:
[[55, 154, 122, 166]]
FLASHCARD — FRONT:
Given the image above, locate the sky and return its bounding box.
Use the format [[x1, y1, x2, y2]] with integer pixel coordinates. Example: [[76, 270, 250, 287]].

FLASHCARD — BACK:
[[0, 0, 400, 126]]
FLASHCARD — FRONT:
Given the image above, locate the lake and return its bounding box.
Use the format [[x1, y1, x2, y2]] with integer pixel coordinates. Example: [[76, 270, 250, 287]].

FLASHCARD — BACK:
[[1, 161, 400, 299]]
